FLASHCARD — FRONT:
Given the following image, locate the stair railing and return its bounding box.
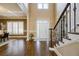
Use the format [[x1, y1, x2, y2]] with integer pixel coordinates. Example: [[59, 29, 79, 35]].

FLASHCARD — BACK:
[[49, 3, 77, 47]]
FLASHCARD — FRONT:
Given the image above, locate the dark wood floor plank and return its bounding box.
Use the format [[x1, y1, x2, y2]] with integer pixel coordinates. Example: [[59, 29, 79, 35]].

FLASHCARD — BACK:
[[0, 39, 57, 56]]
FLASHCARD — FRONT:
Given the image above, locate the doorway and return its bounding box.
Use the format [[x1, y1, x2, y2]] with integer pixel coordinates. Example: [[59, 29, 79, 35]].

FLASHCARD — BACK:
[[36, 20, 49, 41]]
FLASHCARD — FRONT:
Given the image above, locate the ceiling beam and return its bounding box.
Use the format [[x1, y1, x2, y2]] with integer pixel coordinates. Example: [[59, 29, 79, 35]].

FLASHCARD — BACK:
[[17, 3, 28, 12]]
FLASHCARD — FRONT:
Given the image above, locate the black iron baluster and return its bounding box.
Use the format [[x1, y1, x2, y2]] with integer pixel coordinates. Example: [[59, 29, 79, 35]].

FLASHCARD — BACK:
[[61, 18, 63, 42], [66, 10, 68, 39], [69, 4, 71, 32], [0, 39, 1, 43], [49, 28, 53, 47], [73, 3, 77, 32], [62, 16, 65, 38]]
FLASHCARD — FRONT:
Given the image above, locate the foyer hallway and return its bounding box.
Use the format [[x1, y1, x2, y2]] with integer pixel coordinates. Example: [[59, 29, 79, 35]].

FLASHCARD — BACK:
[[0, 39, 57, 56]]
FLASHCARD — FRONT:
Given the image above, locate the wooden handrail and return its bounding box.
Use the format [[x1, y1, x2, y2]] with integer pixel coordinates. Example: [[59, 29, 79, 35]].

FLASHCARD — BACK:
[[53, 3, 70, 30]]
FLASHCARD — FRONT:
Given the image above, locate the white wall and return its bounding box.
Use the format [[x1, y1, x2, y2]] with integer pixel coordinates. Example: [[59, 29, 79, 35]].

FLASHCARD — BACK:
[[76, 3, 79, 32], [56, 3, 67, 21]]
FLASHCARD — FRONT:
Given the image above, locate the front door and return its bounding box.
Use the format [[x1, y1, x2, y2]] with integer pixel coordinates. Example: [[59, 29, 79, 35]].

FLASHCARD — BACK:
[[36, 20, 49, 41]]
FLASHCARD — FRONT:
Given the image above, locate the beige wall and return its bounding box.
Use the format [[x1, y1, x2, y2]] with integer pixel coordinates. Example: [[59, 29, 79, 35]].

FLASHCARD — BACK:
[[28, 3, 56, 39]]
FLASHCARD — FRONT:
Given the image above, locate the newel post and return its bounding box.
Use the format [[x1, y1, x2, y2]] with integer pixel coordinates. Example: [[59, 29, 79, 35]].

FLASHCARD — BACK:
[[49, 28, 53, 47]]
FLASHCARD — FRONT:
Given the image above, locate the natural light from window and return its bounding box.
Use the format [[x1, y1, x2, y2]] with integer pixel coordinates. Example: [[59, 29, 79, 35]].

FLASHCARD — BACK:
[[37, 3, 48, 9], [7, 21, 24, 35]]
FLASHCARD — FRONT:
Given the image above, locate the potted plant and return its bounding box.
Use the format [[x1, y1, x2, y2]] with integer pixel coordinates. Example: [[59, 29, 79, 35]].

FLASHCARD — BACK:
[[29, 33, 34, 41]]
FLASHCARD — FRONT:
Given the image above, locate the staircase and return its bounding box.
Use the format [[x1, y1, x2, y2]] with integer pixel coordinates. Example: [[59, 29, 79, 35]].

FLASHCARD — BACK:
[[49, 3, 79, 50]]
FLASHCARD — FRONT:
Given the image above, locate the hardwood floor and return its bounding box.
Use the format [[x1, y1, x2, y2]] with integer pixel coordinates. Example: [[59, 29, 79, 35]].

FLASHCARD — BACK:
[[0, 39, 57, 56]]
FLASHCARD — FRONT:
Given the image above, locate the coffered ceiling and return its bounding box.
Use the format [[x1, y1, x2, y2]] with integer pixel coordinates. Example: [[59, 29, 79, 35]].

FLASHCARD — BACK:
[[0, 3, 28, 16]]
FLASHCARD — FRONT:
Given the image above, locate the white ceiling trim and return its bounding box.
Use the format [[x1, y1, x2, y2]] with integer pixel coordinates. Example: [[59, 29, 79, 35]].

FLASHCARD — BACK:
[[17, 3, 28, 15], [17, 3, 28, 12], [0, 11, 25, 16]]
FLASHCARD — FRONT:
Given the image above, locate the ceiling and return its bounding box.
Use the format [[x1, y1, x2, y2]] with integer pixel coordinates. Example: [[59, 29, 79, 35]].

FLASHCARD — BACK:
[[0, 3, 28, 16]]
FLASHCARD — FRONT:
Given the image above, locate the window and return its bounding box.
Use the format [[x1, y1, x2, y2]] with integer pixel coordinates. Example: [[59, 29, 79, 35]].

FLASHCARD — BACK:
[[7, 21, 24, 35], [37, 3, 48, 9]]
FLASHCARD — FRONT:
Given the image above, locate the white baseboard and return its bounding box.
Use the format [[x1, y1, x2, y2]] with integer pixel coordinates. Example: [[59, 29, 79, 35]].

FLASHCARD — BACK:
[[49, 47, 55, 51]]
